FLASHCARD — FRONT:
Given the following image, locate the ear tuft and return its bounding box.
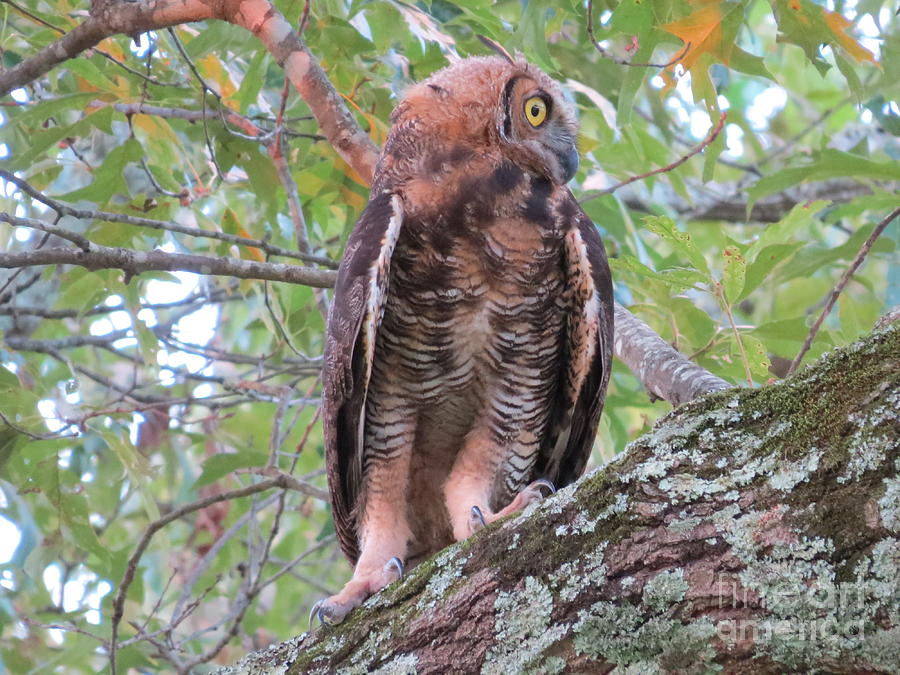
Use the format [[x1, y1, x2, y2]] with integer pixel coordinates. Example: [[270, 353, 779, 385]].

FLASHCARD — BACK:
[[477, 35, 515, 65]]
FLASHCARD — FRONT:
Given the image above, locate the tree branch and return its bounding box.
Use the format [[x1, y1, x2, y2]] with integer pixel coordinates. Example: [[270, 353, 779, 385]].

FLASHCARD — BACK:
[[613, 303, 730, 403], [2, 170, 337, 268], [1, 0, 378, 180], [0, 215, 337, 287], [0, 0, 215, 96]]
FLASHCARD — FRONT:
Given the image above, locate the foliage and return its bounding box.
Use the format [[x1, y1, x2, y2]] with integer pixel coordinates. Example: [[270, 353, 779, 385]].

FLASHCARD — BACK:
[[0, 0, 897, 671]]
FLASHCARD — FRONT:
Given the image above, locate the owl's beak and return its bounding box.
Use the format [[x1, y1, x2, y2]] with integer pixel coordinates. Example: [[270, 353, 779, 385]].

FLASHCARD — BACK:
[[558, 144, 579, 183]]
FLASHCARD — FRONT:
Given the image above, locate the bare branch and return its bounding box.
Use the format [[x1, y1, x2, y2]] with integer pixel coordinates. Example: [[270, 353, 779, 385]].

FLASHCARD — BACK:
[[0, 216, 337, 288], [787, 206, 900, 375], [613, 303, 731, 405], [0, 287, 238, 319]]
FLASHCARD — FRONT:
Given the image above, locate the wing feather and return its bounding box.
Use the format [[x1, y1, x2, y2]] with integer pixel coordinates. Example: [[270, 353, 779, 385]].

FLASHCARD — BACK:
[[538, 192, 614, 487], [323, 191, 404, 564]]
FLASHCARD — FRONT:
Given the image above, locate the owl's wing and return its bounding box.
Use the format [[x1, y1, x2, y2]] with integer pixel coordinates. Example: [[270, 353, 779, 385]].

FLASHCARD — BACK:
[[538, 193, 614, 488], [322, 190, 404, 564]]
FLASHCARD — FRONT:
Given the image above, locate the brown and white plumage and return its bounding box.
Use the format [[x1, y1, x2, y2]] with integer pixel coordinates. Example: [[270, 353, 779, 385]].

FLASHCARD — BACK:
[[318, 53, 614, 624]]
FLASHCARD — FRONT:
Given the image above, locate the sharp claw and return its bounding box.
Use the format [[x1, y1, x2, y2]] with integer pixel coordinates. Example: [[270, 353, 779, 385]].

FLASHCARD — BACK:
[[385, 556, 405, 579], [309, 599, 324, 627], [470, 505, 487, 530], [532, 478, 556, 495]]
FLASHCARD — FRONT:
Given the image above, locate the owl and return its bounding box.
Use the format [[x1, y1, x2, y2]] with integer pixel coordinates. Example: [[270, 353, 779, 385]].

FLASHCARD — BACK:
[[315, 46, 614, 625]]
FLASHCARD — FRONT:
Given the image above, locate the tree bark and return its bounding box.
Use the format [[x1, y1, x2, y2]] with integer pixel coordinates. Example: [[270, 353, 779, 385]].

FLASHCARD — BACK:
[[218, 322, 899, 674]]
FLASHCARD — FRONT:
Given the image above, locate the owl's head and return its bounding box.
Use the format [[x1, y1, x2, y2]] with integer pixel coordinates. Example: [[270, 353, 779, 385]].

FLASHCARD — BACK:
[[398, 54, 580, 185]]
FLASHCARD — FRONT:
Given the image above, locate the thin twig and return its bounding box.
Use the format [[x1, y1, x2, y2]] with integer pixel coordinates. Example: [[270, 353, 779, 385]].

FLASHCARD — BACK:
[[786, 206, 900, 376], [0, 410, 78, 440], [108, 474, 310, 675], [587, 0, 689, 68], [297, 0, 311, 36], [716, 282, 753, 385], [2, 170, 337, 267], [581, 112, 727, 203]]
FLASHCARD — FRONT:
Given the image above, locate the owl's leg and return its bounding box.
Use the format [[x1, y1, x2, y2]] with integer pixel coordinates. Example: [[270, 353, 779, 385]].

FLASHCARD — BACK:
[[444, 426, 552, 541], [313, 413, 415, 626], [444, 426, 498, 542]]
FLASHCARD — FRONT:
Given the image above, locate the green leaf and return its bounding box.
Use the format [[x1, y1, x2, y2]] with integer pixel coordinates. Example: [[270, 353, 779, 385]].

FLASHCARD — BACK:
[[740, 334, 772, 382], [834, 53, 864, 102], [721, 245, 747, 302], [236, 51, 268, 115], [9, 92, 98, 129], [510, 1, 555, 73], [746, 201, 829, 260], [747, 151, 900, 211], [104, 434, 160, 522], [9, 106, 115, 170], [741, 242, 804, 301], [785, 221, 895, 281], [643, 216, 712, 277], [669, 297, 716, 350], [702, 120, 726, 182], [730, 46, 773, 79], [609, 255, 708, 290], [55, 271, 109, 317], [195, 450, 269, 488], [61, 138, 145, 203], [65, 58, 117, 91]]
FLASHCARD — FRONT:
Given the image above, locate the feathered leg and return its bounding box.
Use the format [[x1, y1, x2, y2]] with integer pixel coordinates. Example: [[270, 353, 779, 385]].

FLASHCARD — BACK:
[[312, 407, 415, 625], [444, 425, 553, 541]]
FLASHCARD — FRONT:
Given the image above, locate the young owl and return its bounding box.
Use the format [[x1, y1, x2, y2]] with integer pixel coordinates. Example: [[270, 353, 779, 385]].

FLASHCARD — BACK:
[[317, 49, 614, 625]]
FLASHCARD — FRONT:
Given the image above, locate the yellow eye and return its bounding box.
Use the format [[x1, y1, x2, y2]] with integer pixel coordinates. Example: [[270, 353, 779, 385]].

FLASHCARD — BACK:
[[524, 96, 548, 127]]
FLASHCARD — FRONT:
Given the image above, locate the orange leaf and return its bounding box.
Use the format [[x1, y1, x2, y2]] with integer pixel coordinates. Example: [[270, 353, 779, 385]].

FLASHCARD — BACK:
[[97, 38, 126, 61], [822, 10, 878, 65], [133, 114, 180, 144], [237, 227, 265, 262], [197, 54, 237, 103], [661, 5, 726, 72]]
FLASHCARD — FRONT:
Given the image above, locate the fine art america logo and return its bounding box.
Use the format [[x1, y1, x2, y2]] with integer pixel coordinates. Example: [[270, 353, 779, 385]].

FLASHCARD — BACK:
[[713, 572, 886, 644]]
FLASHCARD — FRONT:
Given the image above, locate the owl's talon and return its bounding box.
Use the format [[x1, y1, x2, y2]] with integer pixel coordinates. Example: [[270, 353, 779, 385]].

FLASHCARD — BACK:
[[385, 556, 405, 579], [531, 478, 556, 495], [469, 505, 487, 533], [309, 599, 325, 627]]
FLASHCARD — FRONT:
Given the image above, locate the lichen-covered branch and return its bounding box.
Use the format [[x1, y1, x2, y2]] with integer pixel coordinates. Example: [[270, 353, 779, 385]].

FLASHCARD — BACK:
[[219, 322, 899, 673]]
